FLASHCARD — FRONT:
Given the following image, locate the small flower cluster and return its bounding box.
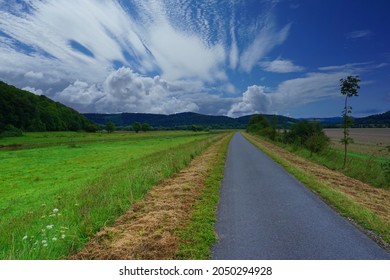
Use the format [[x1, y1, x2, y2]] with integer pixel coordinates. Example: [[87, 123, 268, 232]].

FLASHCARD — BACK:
[[22, 207, 69, 250]]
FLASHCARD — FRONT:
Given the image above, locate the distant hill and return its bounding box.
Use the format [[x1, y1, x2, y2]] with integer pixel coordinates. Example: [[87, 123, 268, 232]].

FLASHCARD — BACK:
[[84, 112, 299, 129], [84, 111, 389, 130], [353, 111, 390, 128], [0, 81, 97, 132], [306, 111, 390, 128]]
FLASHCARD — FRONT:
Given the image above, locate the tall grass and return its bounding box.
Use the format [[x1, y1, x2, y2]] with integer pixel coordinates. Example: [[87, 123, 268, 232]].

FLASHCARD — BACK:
[[283, 143, 388, 189], [0, 133, 223, 259]]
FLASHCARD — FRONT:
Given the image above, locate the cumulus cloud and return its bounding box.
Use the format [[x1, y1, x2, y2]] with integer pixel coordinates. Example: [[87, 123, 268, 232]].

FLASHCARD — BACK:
[[260, 58, 304, 73], [56, 67, 201, 114], [228, 85, 272, 117], [22, 86, 43, 96], [228, 68, 355, 117]]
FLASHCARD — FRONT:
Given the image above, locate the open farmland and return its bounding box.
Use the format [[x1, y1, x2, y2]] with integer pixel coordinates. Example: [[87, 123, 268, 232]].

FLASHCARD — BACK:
[[0, 131, 224, 259], [324, 128, 390, 158]]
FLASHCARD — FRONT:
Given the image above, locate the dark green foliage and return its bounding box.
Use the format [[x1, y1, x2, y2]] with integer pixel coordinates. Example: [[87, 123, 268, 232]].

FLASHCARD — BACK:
[[340, 75, 360, 168], [284, 120, 329, 155], [141, 123, 151, 132], [247, 114, 270, 132], [132, 121, 142, 133], [0, 81, 96, 133], [105, 121, 116, 133], [191, 124, 204, 132], [246, 114, 278, 140], [0, 125, 23, 138]]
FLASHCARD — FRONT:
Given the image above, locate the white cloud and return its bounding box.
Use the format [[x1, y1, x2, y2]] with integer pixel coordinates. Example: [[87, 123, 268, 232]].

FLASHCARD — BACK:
[[147, 19, 226, 81], [22, 86, 43, 95], [24, 71, 44, 80], [240, 23, 291, 72], [56, 67, 201, 114], [260, 58, 304, 73], [228, 69, 354, 117], [228, 85, 272, 117], [346, 29, 372, 39], [0, 0, 301, 115]]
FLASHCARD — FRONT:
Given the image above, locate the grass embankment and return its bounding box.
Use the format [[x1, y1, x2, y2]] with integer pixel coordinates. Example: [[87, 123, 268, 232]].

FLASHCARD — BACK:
[[73, 133, 233, 260], [0, 131, 221, 259], [243, 132, 390, 248], [175, 133, 233, 259]]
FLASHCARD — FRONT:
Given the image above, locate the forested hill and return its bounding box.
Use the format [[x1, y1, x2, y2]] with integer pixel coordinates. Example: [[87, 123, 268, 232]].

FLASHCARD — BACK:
[[84, 112, 298, 129], [0, 81, 97, 132], [84, 111, 389, 129]]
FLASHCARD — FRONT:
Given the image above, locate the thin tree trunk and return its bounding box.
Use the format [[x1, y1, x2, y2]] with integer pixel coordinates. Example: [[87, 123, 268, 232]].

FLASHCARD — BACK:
[[343, 95, 348, 169]]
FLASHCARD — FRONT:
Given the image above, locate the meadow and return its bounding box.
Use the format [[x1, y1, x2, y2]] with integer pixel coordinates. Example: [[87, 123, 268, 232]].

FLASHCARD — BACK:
[[0, 131, 223, 259]]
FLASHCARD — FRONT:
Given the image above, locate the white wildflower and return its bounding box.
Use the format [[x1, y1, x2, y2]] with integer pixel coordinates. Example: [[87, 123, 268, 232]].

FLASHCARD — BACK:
[[61, 234, 66, 239], [43, 243, 48, 247], [46, 225, 54, 230], [52, 208, 59, 213], [22, 235, 28, 240], [52, 237, 58, 241], [42, 240, 47, 244]]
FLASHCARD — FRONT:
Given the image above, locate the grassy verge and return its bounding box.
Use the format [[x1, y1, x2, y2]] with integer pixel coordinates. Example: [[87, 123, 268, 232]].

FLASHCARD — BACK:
[[175, 133, 233, 259], [0, 132, 222, 259], [243, 133, 390, 247], [284, 144, 388, 188]]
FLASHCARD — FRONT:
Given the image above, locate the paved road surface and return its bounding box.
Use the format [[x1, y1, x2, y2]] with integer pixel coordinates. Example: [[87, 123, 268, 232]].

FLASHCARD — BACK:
[[212, 133, 390, 259]]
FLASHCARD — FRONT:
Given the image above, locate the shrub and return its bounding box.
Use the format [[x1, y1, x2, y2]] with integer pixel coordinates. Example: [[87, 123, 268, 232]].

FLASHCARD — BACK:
[[0, 125, 23, 138], [284, 120, 329, 155]]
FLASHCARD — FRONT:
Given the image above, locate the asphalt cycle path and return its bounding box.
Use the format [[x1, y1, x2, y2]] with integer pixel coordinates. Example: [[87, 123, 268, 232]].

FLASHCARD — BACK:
[[212, 132, 390, 259]]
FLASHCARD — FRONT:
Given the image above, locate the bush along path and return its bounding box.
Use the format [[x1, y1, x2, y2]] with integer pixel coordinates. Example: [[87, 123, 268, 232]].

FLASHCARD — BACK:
[[72, 133, 232, 259]]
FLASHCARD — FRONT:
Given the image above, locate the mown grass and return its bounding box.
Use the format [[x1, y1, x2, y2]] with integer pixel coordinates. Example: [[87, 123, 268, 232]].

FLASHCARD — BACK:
[[0, 131, 222, 259], [175, 133, 233, 259], [244, 133, 390, 245]]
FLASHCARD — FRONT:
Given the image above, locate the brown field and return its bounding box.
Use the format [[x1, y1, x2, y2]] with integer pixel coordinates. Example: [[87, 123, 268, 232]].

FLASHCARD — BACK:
[[324, 128, 390, 156]]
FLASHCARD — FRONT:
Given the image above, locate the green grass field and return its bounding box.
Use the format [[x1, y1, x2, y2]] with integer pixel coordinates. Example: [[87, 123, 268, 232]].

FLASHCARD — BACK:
[[0, 131, 223, 259]]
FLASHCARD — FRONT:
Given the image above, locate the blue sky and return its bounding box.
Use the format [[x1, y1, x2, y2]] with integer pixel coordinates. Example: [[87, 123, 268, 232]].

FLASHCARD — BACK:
[[0, 0, 389, 118]]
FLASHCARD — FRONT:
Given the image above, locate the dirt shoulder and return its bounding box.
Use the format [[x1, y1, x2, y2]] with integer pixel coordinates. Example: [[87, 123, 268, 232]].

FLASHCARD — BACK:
[[72, 136, 228, 260]]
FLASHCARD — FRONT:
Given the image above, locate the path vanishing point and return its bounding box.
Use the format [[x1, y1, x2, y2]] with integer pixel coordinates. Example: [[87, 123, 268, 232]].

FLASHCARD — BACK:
[[212, 132, 390, 260]]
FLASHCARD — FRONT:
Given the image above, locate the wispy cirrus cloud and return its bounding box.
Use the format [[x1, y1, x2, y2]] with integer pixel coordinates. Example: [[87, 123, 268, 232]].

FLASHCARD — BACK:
[[239, 23, 291, 73], [346, 29, 373, 40]]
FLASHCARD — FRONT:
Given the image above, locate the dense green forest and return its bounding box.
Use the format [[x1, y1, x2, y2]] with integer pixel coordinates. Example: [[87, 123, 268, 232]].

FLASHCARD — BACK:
[[0, 81, 97, 134]]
